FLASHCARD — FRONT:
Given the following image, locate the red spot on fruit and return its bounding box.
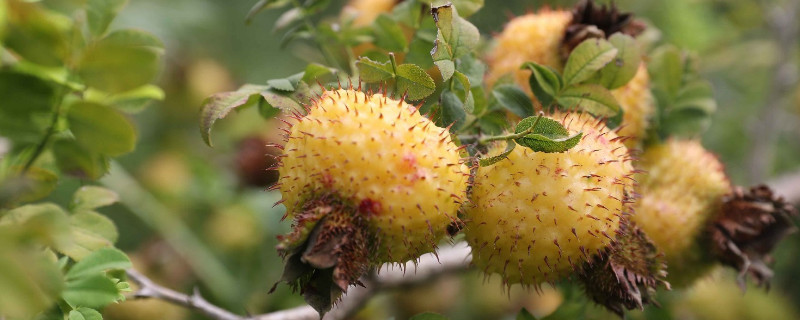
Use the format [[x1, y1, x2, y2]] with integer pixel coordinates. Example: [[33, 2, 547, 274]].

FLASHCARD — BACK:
[[403, 153, 417, 168], [358, 198, 382, 217]]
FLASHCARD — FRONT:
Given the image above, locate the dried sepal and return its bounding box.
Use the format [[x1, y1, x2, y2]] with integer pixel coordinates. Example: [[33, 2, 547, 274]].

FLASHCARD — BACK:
[[562, 0, 645, 57], [271, 194, 374, 316], [710, 185, 798, 289], [578, 219, 669, 317]]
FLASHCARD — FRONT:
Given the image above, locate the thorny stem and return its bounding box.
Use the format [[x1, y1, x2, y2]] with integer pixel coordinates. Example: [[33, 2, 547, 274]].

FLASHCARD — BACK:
[[478, 112, 543, 145]]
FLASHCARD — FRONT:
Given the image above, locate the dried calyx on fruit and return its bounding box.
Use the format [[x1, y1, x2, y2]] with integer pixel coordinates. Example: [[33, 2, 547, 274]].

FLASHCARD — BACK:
[[270, 87, 470, 315], [579, 219, 669, 317], [465, 112, 636, 289], [562, 0, 645, 59], [710, 185, 798, 289]]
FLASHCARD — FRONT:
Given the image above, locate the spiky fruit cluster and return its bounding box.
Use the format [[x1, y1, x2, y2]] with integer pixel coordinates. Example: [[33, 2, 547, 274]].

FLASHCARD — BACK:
[[279, 88, 470, 263], [485, 2, 654, 148], [632, 139, 730, 287], [464, 112, 635, 286]]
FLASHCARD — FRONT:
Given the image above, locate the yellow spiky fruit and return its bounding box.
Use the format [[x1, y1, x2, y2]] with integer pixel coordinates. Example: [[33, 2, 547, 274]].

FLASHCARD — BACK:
[[343, 0, 397, 27], [486, 10, 655, 149], [465, 112, 635, 286], [633, 139, 731, 287], [485, 10, 572, 91], [279, 89, 470, 263]]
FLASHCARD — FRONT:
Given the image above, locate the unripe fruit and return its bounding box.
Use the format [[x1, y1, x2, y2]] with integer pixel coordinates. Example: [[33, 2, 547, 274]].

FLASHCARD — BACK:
[[465, 112, 635, 286], [632, 139, 730, 286], [485, 4, 654, 148], [279, 88, 469, 262]]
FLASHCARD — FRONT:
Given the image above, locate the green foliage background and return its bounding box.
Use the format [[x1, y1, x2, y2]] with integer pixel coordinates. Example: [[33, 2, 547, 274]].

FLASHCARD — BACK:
[[2, 0, 799, 319]]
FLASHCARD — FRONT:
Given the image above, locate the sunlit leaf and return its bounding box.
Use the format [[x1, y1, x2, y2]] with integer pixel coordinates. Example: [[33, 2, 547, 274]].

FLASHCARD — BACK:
[[67, 102, 137, 156], [77, 29, 162, 93], [521, 62, 562, 108], [4, 1, 71, 66], [68, 307, 103, 320], [431, 0, 484, 17], [86, 0, 127, 37], [0, 235, 63, 318], [72, 186, 118, 212]]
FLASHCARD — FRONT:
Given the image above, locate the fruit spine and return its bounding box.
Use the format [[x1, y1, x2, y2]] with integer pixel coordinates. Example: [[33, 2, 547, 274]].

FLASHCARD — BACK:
[[272, 87, 470, 313], [464, 112, 635, 287]]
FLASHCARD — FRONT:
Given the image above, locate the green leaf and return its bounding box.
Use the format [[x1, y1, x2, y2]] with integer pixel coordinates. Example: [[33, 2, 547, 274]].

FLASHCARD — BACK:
[[373, 14, 407, 52], [431, 0, 484, 17], [63, 274, 120, 309], [562, 38, 618, 86], [492, 84, 534, 118], [357, 57, 394, 82], [0, 167, 58, 207], [556, 84, 622, 127], [430, 3, 480, 81], [3, 2, 71, 66], [439, 90, 467, 131], [479, 140, 515, 166], [72, 186, 118, 211], [409, 312, 450, 320], [69, 307, 103, 320], [0, 237, 64, 319], [456, 54, 486, 87], [0, 203, 70, 246], [521, 62, 562, 108], [77, 29, 162, 93], [661, 107, 712, 139], [648, 45, 684, 99], [301, 63, 334, 83], [246, 0, 291, 24], [405, 36, 435, 69], [589, 33, 642, 90], [101, 84, 165, 113], [391, 0, 422, 27], [514, 116, 582, 153], [452, 70, 473, 113], [516, 308, 537, 320], [58, 211, 119, 260], [67, 102, 137, 156], [267, 78, 296, 92], [86, 0, 127, 37], [52, 139, 110, 180], [273, 7, 303, 31], [0, 71, 56, 145], [478, 110, 509, 135], [66, 248, 130, 281], [200, 85, 275, 146], [395, 64, 436, 100], [673, 80, 716, 114]]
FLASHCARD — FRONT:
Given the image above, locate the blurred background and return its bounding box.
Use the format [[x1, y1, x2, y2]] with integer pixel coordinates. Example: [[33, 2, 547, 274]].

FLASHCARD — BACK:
[[32, 0, 800, 319]]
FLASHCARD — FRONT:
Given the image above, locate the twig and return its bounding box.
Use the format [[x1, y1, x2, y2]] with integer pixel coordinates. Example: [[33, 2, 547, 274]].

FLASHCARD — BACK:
[[126, 269, 242, 320], [127, 242, 473, 320], [747, 0, 799, 183]]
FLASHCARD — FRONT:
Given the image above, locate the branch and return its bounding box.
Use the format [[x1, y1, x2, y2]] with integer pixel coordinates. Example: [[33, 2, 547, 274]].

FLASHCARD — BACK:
[[126, 242, 473, 320]]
